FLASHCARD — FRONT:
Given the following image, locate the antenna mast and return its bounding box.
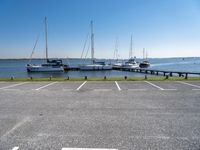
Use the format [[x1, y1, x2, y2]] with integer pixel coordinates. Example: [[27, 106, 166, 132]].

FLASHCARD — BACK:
[[91, 21, 94, 63], [45, 17, 48, 61]]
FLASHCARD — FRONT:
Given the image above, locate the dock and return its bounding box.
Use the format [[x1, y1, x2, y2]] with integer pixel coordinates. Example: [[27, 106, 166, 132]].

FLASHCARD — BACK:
[[114, 67, 200, 78], [66, 66, 200, 78]]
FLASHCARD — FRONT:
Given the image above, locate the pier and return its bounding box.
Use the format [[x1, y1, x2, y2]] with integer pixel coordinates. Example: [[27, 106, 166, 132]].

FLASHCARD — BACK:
[[113, 67, 200, 78]]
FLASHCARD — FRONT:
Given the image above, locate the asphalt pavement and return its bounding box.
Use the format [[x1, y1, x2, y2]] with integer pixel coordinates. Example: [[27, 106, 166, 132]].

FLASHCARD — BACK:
[[0, 81, 200, 150]]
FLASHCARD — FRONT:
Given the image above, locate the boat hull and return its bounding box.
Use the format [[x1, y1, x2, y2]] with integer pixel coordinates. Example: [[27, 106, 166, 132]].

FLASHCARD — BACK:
[[79, 64, 112, 71], [139, 63, 150, 68], [27, 65, 64, 72]]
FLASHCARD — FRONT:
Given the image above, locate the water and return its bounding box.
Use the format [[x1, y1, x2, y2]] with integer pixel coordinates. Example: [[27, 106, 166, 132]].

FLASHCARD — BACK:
[[0, 57, 200, 78]]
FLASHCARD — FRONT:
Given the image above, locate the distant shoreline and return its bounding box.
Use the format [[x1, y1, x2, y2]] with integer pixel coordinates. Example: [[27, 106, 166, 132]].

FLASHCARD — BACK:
[[0, 57, 200, 60]]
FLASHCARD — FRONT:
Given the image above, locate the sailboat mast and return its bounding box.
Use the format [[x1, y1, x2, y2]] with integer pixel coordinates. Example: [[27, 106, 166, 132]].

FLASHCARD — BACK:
[[129, 35, 133, 59], [91, 21, 94, 63], [45, 17, 48, 61], [143, 48, 145, 60], [114, 37, 118, 60]]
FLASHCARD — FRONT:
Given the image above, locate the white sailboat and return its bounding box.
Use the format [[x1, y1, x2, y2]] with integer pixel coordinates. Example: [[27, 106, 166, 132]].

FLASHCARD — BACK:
[[27, 17, 64, 72], [112, 37, 123, 69], [79, 21, 112, 71], [122, 35, 139, 69], [139, 48, 150, 68]]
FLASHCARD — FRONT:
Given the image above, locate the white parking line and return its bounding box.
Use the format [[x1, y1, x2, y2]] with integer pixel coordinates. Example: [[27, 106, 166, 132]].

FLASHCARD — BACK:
[[176, 81, 200, 88], [115, 81, 121, 91], [35, 82, 58, 90], [144, 81, 164, 90], [192, 89, 200, 91], [127, 89, 147, 91], [76, 81, 87, 91], [93, 89, 112, 91], [61, 148, 118, 150], [12, 147, 19, 150], [0, 82, 28, 90]]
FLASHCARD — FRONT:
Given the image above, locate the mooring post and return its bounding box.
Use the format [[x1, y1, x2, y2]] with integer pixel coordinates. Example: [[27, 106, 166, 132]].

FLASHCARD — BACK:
[[67, 76, 69, 80], [185, 73, 188, 79], [163, 72, 166, 76]]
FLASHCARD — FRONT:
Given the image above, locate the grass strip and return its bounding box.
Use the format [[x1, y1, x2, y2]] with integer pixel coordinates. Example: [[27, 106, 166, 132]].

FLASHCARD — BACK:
[[0, 76, 200, 81]]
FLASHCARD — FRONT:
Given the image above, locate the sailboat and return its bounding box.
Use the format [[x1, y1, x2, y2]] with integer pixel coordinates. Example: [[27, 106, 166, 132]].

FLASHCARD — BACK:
[[112, 38, 123, 69], [122, 35, 139, 69], [79, 21, 112, 71], [27, 17, 65, 72], [139, 48, 150, 68]]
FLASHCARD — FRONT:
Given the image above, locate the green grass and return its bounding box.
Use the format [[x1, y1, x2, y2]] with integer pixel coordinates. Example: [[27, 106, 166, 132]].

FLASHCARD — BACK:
[[0, 76, 200, 82]]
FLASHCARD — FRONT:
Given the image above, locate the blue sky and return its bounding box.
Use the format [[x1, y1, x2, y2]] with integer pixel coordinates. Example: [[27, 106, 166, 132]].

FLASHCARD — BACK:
[[0, 0, 200, 59]]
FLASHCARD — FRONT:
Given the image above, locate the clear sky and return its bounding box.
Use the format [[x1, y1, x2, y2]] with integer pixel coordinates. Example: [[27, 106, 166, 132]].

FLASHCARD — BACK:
[[0, 0, 200, 59]]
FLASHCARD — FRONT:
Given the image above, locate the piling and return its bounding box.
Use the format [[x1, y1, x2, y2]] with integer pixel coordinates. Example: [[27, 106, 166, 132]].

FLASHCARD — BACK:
[[185, 73, 188, 79], [124, 76, 127, 80]]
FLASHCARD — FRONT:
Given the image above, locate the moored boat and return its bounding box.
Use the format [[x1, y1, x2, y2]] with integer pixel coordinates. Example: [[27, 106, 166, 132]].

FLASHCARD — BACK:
[[122, 35, 139, 69], [79, 21, 112, 71], [27, 17, 65, 72], [139, 48, 150, 68]]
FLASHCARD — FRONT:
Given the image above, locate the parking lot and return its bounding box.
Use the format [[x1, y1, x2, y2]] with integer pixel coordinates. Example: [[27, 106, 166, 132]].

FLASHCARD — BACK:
[[0, 80, 200, 92], [0, 81, 200, 150]]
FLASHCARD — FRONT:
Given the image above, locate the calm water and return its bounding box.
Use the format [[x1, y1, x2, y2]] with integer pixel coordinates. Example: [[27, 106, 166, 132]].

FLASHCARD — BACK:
[[0, 57, 200, 78]]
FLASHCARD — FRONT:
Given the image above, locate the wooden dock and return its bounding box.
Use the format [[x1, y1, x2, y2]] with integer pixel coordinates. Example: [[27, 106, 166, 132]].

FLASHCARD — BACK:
[[66, 66, 200, 79], [115, 68, 200, 78]]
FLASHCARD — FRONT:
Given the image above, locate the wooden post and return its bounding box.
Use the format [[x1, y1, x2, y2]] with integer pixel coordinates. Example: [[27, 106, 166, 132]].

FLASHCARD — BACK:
[[85, 76, 87, 80], [124, 76, 127, 80], [185, 73, 188, 79], [104, 76, 107, 80], [163, 72, 166, 76]]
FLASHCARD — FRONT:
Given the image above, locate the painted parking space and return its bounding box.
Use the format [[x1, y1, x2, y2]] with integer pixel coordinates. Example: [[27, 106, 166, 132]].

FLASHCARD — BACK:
[[6, 82, 53, 91], [0, 82, 29, 90], [0, 82, 22, 88], [10, 147, 117, 150], [117, 81, 156, 91], [44, 81, 85, 91], [79, 81, 117, 91], [145, 81, 196, 91], [0, 81, 199, 91], [176, 81, 200, 89]]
